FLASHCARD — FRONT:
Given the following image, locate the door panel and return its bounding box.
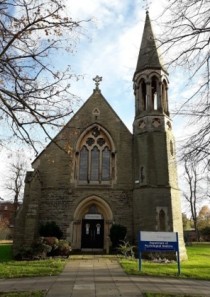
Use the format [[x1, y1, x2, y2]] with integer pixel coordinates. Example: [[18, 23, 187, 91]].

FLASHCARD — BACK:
[[81, 219, 104, 249]]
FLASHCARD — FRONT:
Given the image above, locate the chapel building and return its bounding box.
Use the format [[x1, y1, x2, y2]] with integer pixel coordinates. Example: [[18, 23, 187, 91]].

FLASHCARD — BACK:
[[13, 12, 187, 260]]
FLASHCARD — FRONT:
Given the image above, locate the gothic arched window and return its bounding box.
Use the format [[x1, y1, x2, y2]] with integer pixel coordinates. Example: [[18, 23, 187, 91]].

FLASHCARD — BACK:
[[76, 126, 114, 184], [140, 79, 147, 111], [162, 79, 168, 114], [151, 76, 158, 110]]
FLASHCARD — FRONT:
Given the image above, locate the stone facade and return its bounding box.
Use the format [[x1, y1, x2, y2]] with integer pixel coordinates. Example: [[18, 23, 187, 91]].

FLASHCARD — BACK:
[[13, 12, 187, 260]]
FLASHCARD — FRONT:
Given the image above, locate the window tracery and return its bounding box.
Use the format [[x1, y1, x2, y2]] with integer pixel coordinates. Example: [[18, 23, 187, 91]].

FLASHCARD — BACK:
[[77, 126, 114, 184]]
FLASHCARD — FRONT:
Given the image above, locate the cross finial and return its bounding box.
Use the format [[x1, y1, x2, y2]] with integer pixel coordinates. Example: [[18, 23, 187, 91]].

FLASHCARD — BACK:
[[93, 75, 102, 90], [142, 0, 151, 11]]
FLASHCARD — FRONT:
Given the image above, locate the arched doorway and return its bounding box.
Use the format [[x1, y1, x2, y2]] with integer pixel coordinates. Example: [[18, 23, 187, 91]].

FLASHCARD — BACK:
[[81, 204, 104, 249], [72, 196, 113, 251]]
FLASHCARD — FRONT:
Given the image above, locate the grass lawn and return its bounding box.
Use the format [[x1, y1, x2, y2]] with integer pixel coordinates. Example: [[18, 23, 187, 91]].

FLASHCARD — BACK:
[[120, 243, 210, 280], [0, 243, 66, 278], [0, 292, 46, 297]]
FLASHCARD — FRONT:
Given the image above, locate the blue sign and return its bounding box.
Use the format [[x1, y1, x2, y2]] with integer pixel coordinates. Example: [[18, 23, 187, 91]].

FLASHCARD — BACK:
[[139, 240, 178, 251], [138, 231, 180, 275]]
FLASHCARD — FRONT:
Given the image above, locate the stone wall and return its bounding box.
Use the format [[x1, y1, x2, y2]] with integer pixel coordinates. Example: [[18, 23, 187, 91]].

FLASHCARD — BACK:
[[13, 89, 134, 253]]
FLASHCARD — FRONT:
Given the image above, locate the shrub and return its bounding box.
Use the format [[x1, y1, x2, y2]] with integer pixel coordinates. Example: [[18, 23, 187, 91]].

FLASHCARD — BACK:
[[43, 236, 59, 246], [41, 237, 71, 258], [200, 226, 210, 241], [118, 240, 135, 258], [31, 241, 52, 259], [109, 224, 127, 249], [39, 221, 63, 239], [15, 237, 71, 260], [57, 240, 71, 257]]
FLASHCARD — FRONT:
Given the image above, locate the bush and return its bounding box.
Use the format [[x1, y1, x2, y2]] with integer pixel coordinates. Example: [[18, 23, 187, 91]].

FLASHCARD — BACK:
[[118, 240, 135, 258], [57, 240, 71, 257], [41, 237, 71, 258], [32, 241, 52, 259], [109, 224, 127, 249], [15, 237, 71, 260], [39, 221, 63, 239], [200, 226, 210, 241]]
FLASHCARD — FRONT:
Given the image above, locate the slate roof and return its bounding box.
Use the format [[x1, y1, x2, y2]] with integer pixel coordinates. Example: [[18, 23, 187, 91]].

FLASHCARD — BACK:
[[134, 11, 167, 75]]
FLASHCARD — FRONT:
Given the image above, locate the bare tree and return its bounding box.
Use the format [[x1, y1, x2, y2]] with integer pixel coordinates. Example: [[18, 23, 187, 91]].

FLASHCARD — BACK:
[[0, 0, 87, 154], [182, 157, 205, 240], [158, 0, 210, 161], [5, 156, 27, 213]]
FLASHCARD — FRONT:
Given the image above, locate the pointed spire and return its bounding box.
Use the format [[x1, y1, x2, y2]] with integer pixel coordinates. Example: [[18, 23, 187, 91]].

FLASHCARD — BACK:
[[135, 11, 167, 75]]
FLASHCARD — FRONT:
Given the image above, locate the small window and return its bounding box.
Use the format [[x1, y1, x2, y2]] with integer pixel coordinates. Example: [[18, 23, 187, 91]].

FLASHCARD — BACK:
[[159, 209, 166, 231]]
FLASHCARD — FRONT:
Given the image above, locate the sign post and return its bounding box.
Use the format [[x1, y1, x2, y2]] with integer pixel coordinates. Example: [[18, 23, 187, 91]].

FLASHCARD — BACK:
[[138, 231, 180, 275]]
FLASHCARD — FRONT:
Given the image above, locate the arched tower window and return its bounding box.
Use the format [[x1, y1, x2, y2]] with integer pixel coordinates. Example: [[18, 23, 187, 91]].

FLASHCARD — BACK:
[[76, 126, 115, 184], [151, 76, 158, 110], [162, 79, 168, 114], [140, 79, 147, 111]]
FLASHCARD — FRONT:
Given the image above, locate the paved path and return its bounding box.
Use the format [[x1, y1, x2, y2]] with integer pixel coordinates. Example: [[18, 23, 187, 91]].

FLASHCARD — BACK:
[[1, 256, 210, 296]]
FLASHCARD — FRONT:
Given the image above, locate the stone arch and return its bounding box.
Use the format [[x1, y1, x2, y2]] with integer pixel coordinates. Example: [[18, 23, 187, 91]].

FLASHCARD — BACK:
[[71, 196, 113, 251], [76, 124, 115, 153], [74, 196, 113, 221], [148, 71, 161, 81]]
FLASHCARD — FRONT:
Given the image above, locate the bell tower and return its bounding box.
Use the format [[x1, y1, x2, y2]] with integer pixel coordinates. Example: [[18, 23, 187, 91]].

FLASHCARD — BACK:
[[133, 12, 187, 260]]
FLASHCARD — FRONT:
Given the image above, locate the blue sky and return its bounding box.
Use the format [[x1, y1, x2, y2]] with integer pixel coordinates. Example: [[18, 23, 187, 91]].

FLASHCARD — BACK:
[[0, 0, 193, 206]]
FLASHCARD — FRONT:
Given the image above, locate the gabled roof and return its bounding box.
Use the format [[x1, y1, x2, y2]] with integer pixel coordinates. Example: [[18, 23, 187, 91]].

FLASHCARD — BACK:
[[134, 11, 167, 75], [32, 87, 132, 165]]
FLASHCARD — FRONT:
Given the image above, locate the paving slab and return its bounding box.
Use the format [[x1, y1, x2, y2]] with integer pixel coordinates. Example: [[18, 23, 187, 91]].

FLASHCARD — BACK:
[[1, 256, 210, 296]]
